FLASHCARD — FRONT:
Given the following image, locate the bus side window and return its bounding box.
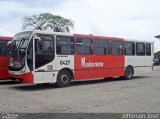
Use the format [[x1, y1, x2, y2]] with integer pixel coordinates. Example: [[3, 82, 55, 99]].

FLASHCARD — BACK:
[[95, 39, 109, 55], [146, 43, 151, 56], [0, 40, 10, 55], [124, 42, 135, 56], [76, 38, 93, 55], [110, 40, 123, 56], [136, 42, 145, 56], [41, 40, 53, 55], [56, 36, 74, 55]]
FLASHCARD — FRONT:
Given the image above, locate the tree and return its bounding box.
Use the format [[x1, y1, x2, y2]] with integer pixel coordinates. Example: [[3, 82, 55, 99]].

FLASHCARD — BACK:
[[23, 13, 74, 33]]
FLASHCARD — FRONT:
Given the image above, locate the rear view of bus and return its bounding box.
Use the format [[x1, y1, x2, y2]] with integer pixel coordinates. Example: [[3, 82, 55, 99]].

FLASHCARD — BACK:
[[0, 36, 12, 79]]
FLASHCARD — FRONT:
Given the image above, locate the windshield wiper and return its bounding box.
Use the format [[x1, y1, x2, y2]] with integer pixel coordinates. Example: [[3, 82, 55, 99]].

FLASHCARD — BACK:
[[17, 38, 25, 49]]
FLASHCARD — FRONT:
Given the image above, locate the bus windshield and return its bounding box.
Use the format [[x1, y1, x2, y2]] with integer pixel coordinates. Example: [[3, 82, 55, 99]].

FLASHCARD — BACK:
[[9, 32, 31, 69]]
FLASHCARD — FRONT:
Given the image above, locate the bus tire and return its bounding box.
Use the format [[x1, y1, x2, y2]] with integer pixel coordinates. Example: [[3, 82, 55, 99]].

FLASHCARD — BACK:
[[56, 70, 71, 88], [124, 66, 134, 80]]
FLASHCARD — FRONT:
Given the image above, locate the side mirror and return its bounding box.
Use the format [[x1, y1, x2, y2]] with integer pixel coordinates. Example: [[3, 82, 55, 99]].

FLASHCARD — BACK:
[[33, 35, 41, 42]]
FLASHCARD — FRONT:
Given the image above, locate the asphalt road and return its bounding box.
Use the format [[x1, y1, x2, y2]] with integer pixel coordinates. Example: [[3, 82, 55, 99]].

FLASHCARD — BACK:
[[0, 66, 160, 113]]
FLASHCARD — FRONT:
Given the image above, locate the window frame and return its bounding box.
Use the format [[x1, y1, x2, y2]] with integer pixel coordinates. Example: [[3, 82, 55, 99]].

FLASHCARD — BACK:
[[94, 39, 109, 55], [76, 37, 93, 55], [110, 40, 123, 56], [35, 36, 54, 56], [136, 42, 145, 56], [124, 41, 135, 56], [34, 34, 55, 69], [146, 43, 151, 56], [0, 40, 10, 56], [56, 35, 75, 55]]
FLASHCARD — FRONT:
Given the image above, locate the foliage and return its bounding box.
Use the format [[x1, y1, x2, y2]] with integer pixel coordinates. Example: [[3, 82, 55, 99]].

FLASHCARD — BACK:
[[23, 13, 74, 32]]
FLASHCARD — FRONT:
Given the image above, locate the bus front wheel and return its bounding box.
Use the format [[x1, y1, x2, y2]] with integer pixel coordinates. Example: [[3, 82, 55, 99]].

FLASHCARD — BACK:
[[56, 70, 71, 88], [124, 66, 134, 80]]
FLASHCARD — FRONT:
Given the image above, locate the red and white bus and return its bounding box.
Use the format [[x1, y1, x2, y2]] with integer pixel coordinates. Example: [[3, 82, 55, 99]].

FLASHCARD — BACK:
[[8, 31, 153, 87], [0, 36, 12, 79]]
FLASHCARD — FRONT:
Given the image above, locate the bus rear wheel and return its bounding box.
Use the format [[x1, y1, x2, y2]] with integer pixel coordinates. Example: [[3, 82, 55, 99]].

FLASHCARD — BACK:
[[56, 70, 71, 88], [124, 67, 134, 80]]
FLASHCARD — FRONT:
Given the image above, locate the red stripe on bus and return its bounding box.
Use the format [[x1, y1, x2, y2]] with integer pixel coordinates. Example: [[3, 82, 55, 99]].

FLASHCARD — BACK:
[[10, 72, 34, 83], [74, 55, 125, 80]]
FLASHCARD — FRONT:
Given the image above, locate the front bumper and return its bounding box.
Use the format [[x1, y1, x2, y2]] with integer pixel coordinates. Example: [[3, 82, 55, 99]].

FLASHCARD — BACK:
[[9, 72, 34, 83]]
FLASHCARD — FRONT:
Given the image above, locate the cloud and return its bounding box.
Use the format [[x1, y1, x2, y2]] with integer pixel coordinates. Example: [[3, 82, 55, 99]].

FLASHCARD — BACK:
[[0, 0, 64, 36], [53, 0, 160, 51], [0, 28, 13, 36], [0, 0, 160, 51]]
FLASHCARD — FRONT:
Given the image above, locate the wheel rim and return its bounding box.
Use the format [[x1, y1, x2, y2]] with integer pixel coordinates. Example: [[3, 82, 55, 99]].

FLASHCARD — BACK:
[[60, 75, 69, 84]]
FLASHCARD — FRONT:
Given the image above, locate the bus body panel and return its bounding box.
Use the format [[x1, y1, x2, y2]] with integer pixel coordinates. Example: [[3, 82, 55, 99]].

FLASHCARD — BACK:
[[124, 40, 154, 75], [74, 34, 125, 80], [74, 55, 125, 80], [0, 56, 10, 79], [125, 55, 153, 75], [0, 36, 12, 79], [33, 55, 74, 84]]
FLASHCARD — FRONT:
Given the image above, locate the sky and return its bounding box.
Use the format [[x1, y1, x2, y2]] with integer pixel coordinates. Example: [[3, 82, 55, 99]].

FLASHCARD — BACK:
[[0, 0, 160, 52]]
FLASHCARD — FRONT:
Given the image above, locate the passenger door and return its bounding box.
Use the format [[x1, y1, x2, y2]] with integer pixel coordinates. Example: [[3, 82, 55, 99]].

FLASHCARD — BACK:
[[33, 34, 55, 83]]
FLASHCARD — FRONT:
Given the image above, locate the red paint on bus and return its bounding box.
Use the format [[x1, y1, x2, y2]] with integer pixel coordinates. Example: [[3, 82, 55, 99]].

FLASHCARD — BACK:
[[0, 36, 12, 79], [74, 34, 125, 80], [10, 72, 34, 83]]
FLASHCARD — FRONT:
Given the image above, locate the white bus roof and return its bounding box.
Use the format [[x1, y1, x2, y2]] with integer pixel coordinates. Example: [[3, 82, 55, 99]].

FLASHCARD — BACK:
[[32, 30, 73, 36], [125, 39, 153, 43], [16, 30, 153, 43]]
